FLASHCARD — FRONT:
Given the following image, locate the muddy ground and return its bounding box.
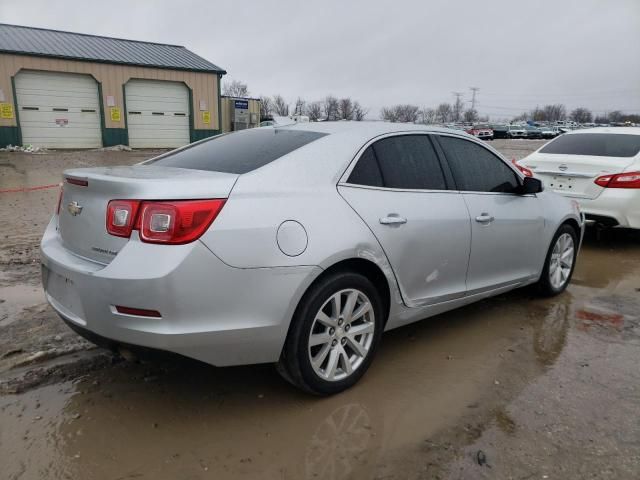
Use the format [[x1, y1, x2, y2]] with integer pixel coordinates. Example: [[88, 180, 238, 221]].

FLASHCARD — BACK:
[[1, 139, 639, 479]]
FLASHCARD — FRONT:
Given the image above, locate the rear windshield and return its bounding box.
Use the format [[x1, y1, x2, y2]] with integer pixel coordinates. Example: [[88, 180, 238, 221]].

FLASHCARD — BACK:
[[540, 133, 640, 158], [148, 128, 328, 174]]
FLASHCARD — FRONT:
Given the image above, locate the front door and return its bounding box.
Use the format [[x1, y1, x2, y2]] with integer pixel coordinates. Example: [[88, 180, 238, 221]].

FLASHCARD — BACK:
[[436, 134, 544, 294]]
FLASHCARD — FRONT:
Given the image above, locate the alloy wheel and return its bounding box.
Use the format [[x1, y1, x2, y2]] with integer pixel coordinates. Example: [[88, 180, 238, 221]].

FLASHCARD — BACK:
[[549, 233, 575, 290], [308, 289, 375, 382]]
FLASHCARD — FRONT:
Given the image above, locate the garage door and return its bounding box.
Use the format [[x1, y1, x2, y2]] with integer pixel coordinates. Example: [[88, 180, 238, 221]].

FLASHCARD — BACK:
[[125, 80, 190, 148], [15, 71, 102, 148]]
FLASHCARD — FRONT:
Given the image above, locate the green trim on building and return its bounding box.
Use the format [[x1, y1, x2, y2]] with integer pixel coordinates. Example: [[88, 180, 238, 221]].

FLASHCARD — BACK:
[[187, 86, 196, 142], [103, 128, 129, 147], [97, 82, 107, 147], [120, 84, 130, 146], [10, 75, 22, 146], [217, 74, 222, 132], [0, 126, 20, 148], [191, 129, 220, 142]]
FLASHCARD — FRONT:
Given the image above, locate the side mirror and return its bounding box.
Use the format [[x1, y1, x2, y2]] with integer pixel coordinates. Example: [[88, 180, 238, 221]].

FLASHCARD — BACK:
[[519, 176, 543, 194]]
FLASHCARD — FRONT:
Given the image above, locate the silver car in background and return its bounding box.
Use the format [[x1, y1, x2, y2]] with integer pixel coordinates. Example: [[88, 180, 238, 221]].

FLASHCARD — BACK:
[[41, 123, 584, 395]]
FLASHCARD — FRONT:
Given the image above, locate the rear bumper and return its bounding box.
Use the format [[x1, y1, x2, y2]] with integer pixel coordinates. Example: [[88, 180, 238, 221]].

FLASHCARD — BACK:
[[40, 218, 322, 366], [576, 189, 640, 229]]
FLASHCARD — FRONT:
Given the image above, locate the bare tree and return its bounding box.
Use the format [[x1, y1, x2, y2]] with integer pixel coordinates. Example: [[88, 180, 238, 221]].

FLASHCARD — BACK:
[[381, 104, 420, 123], [353, 102, 367, 121], [419, 107, 437, 124], [259, 96, 272, 119], [608, 110, 624, 123], [453, 96, 464, 122], [436, 103, 453, 123], [306, 101, 323, 122], [543, 104, 566, 122], [324, 96, 340, 121], [531, 106, 546, 121], [338, 98, 354, 120], [570, 107, 593, 123], [293, 97, 306, 116], [272, 95, 289, 116], [223, 79, 249, 97], [463, 108, 479, 123]]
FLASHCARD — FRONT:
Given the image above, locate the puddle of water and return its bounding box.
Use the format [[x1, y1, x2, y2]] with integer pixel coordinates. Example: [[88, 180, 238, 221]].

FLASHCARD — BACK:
[[0, 231, 638, 479], [0, 284, 44, 327]]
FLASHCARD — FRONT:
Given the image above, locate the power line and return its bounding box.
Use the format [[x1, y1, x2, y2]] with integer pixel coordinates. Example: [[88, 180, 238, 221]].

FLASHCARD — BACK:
[[470, 87, 480, 110]]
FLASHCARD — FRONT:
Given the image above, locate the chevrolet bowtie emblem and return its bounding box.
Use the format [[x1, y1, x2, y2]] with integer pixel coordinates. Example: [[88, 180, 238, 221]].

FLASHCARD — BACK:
[[67, 201, 83, 216]]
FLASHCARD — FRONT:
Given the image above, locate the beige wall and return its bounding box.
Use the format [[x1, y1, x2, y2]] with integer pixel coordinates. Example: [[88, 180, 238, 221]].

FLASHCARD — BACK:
[[221, 97, 261, 133], [0, 53, 220, 130]]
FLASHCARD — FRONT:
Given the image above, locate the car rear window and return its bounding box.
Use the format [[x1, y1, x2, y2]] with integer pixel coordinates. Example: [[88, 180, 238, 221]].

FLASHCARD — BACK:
[[540, 133, 640, 158], [148, 128, 328, 174]]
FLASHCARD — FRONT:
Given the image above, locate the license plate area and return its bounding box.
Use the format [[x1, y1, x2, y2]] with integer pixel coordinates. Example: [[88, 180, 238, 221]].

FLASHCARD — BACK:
[[43, 265, 84, 319], [549, 175, 574, 192]]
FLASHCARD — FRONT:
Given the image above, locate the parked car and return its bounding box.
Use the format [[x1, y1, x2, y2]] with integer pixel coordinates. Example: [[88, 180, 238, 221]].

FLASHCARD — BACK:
[[490, 124, 509, 139], [539, 125, 561, 139], [519, 127, 640, 229], [42, 123, 584, 395], [507, 125, 527, 138], [465, 124, 494, 141], [524, 126, 543, 139]]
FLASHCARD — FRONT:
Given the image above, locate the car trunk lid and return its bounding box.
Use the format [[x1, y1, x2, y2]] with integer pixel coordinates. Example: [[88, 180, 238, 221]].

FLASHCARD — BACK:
[[58, 166, 238, 264], [521, 153, 636, 199]]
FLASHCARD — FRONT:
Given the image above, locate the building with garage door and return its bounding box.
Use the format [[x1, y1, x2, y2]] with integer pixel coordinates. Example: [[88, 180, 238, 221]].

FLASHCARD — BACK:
[[0, 23, 226, 148]]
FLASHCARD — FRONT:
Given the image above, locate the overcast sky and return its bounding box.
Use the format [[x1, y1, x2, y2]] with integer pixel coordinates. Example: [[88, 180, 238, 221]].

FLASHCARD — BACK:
[[2, 0, 639, 119]]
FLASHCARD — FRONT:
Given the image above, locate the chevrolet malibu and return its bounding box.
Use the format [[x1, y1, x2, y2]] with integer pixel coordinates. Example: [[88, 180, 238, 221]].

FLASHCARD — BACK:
[[41, 123, 584, 395]]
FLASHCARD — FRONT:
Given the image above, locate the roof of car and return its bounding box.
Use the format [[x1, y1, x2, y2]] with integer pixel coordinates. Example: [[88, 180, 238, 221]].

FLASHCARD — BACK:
[[566, 127, 640, 135], [273, 121, 475, 138]]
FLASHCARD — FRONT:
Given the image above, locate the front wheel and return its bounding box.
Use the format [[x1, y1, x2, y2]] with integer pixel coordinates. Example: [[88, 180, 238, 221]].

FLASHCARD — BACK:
[[537, 224, 578, 296], [278, 272, 385, 395]]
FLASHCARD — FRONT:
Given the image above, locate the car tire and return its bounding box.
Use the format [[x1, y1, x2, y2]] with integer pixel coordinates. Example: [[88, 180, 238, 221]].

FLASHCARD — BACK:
[[537, 224, 578, 297], [278, 271, 385, 395]]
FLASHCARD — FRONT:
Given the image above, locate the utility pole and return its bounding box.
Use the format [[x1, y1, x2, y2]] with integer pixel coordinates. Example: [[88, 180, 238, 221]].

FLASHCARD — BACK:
[[469, 87, 480, 111], [452, 92, 463, 122]]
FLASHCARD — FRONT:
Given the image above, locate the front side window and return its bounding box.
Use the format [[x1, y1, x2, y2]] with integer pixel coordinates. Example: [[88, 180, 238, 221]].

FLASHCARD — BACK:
[[347, 135, 446, 190], [539, 133, 640, 158], [438, 136, 519, 193]]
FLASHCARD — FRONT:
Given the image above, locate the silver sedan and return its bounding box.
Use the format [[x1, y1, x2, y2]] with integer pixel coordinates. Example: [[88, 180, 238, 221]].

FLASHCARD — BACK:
[[41, 123, 584, 395]]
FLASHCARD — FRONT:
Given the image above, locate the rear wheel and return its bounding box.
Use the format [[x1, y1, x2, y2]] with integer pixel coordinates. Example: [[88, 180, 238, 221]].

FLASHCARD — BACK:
[[537, 224, 578, 296], [278, 272, 384, 395]]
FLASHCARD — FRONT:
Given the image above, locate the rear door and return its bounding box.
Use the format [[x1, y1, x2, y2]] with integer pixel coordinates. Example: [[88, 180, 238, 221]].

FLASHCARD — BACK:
[[521, 133, 640, 199], [436, 134, 544, 294], [338, 134, 471, 306]]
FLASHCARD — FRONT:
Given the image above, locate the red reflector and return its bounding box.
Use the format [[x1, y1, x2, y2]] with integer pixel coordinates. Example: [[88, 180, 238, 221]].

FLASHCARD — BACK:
[[66, 177, 88, 187], [106, 200, 140, 237], [594, 171, 640, 189], [139, 199, 226, 244], [115, 306, 162, 317]]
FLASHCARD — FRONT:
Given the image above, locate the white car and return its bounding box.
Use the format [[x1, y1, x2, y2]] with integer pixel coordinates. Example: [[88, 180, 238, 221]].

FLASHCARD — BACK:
[[520, 127, 640, 229]]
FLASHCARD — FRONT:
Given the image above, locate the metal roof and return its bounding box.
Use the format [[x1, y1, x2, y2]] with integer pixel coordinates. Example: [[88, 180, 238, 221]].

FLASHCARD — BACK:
[[0, 23, 226, 74]]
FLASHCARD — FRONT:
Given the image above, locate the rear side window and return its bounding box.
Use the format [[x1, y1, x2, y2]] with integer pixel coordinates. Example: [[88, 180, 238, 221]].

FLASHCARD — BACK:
[[347, 146, 383, 187], [439, 136, 519, 193], [148, 128, 328, 174], [539, 133, 640, 157], [374, 136, 446, 190], [348, 135, 446, 190]]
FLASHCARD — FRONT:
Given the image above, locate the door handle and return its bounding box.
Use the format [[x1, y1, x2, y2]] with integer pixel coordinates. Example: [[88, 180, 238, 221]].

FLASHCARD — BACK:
[[475, 213, 494, 224], [379, 215, 407, 225]]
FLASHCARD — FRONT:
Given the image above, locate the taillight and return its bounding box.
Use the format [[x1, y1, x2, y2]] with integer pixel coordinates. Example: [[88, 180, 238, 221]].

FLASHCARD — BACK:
[[594, 171, 640, 189], [106, 200, 140, 237], [106, 199, 225, 244], [512, 159, 533, 177], [56, 184, 64, 215]]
